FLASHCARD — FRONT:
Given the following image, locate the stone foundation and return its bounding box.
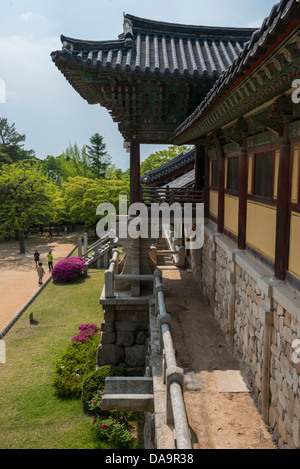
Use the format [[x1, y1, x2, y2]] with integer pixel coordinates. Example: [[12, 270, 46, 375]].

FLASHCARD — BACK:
[[98, 302, 150, 376], [191, 220, 300, 449]]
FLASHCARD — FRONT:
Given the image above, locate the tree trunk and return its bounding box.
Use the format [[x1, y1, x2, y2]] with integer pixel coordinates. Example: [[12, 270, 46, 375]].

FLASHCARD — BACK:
[[19, 234, 26, 254]]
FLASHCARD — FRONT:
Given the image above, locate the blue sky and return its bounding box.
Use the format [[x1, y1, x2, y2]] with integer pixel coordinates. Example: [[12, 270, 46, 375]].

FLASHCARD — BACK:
[[0, 0, 277, 170]]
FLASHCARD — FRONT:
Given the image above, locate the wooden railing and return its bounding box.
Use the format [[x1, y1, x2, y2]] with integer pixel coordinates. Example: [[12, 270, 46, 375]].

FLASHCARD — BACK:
[[141, 187, 204, 206]]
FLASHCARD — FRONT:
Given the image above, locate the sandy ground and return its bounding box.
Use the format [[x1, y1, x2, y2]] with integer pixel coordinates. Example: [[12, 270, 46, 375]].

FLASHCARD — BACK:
[[0, 233, 78, 333], [162, 268, 277, 450]]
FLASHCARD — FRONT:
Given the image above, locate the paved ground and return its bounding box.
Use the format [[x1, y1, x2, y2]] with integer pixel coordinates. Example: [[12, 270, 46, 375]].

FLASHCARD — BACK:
[[0, 234, 78, 333], [162, 268, 277, 450]]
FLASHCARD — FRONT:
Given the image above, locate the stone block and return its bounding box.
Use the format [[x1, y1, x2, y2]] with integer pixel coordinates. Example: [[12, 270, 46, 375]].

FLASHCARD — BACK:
[[135, 331, 148, 345], [115, 321, 149, 332], [115, 309, 149, 322], [116, 331, 135, 347], [101, 321, 114, 333], [101, 332, 116, 345], [125, 345, 146, 367], [97, 344, 125, 366]]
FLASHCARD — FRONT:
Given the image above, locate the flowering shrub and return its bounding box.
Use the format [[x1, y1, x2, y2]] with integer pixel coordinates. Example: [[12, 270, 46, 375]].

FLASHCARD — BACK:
[[72, 324, 100, 344], [82, 365, 127, 412], [53, 324, 100, 398], [89, 389, 105, 415], [91, 416, 134, 448], [52, 257, 86, 282]]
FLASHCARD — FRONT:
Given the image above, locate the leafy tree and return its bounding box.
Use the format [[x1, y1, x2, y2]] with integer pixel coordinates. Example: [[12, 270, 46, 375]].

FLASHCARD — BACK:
[[86, 133, 111, 179], [140, 145, 193, 177], [40, 154, 62, 183], [0, 117, 36, 165], [0, 163, 55, 253], [56, 175, 129, 232]]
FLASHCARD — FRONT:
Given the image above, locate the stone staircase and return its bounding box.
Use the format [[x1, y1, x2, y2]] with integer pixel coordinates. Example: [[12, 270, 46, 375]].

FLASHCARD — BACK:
[[83, 235, 118, 269], [156, 238, 174, 267]]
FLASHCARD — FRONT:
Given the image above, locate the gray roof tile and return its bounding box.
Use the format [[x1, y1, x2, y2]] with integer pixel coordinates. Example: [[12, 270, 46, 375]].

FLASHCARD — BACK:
[[52, 13, 255, 79]]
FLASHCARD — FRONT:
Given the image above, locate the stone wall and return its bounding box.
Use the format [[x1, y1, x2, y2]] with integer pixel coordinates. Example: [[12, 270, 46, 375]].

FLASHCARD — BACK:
[[191, 220, 300, 449], [98, 303, 149, 376]]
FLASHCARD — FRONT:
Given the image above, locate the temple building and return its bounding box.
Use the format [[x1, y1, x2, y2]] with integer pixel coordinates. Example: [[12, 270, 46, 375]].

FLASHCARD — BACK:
[[51, 0, 300, 450]]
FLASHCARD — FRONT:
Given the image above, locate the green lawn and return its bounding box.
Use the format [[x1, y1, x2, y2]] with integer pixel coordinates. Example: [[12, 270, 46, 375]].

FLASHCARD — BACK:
[[0, 269, 111, 449]]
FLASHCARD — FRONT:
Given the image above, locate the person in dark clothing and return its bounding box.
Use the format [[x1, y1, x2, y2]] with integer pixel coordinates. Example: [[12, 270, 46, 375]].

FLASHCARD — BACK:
[[34, 250, 40, 268]]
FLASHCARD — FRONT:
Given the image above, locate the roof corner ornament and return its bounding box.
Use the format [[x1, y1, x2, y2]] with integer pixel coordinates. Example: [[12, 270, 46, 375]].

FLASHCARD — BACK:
[[123, 16, 133, 48]]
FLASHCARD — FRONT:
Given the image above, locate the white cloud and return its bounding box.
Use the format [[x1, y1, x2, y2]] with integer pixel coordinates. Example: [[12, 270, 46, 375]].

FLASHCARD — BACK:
[[19, 11, 61, 35], [247, 18, 263, 29]]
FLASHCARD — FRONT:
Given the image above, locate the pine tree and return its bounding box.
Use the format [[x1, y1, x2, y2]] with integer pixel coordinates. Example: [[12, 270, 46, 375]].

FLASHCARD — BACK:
[[86, 133, 111, 179], [0, 117, 35, 165]]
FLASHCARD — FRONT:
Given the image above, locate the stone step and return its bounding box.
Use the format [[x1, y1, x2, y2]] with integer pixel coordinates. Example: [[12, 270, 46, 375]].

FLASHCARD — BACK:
[[101, 377, 154, 412], [102, 394, 154, 413]]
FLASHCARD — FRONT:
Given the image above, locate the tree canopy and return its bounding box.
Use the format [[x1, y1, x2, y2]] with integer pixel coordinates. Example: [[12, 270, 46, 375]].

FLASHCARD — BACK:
[[0, 118, 36, 165], [0, 116, 194, 249], [0, 162, 56, 252]]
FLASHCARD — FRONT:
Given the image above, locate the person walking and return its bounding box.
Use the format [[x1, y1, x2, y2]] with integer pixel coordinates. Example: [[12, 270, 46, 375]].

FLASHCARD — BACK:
[[37, 263, 45, 285], [48, 226, 53, 238], [33, 250, 40, 268], [47, 251, 53, 273]]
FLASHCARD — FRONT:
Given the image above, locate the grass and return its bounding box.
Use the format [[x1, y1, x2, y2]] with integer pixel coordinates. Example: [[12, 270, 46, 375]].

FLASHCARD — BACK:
[[0, 268, 113, 449]]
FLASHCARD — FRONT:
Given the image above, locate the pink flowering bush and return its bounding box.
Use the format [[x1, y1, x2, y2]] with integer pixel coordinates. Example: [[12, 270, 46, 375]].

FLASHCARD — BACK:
[[72, 324, 100, 344], [91, 416, 134, 448], [52, 257, 86, 282]]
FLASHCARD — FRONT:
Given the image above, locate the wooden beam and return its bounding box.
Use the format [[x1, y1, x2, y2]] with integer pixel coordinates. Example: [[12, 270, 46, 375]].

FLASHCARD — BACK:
[[238, 139, 248, 250], [214, 135, 225, 234], [194, 145, 205, 191], [130, 137, 141, 205], [204, 145, 210, 219], [274, 136, 291, 280]]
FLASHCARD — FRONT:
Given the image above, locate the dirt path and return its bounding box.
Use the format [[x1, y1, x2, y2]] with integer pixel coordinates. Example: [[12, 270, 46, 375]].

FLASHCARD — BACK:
[[162, 268, 277, 450], [0, 234, 78, 333]]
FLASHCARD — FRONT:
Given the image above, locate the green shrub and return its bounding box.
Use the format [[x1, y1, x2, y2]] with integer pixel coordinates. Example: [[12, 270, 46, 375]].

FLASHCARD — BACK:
[[82, 365, 127, 412], [91, 417, 134, 449], [53, 333, 99, 398]]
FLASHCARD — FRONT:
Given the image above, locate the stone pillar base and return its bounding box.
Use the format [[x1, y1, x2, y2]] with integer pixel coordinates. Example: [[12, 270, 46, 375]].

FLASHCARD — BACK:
[[98, 301, 150, 376]]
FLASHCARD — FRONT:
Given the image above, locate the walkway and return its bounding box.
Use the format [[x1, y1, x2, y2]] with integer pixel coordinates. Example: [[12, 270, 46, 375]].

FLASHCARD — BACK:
[[161, 267, 277, 450], [0, 234, 77, 333]]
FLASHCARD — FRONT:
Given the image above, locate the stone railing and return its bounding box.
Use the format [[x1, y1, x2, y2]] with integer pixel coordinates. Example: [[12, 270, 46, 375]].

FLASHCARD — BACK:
[[101, 251, 192, 449], [153, 270, 192, 449], [104, 249, 155, 298]]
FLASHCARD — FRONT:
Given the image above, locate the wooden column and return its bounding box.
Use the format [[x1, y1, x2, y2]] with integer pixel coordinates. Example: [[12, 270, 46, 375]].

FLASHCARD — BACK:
[[204, 145, 210, 219], [275, 136, 291, 280], [214, 136, 225, 234], [194, 145, 205, 191], [238, 140, 248, 250], [130, 137, 141, 205]]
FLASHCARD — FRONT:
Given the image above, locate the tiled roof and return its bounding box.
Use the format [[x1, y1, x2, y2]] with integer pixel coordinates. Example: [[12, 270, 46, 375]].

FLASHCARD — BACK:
[[141, 148, 195, 184], [52, 13, 255, 79], [161, 169, 195, 189], [170, 0, 300, 143]]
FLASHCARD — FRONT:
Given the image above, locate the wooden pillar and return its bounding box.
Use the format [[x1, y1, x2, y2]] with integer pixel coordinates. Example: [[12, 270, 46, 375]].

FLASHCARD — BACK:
[[130, 137, 141, 205], [238, 140, 248, 250], [204, 144, 210, 219], [215, 136, 225, 234], [274, 137, 291, 280], [194, 145, 205, 191]]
